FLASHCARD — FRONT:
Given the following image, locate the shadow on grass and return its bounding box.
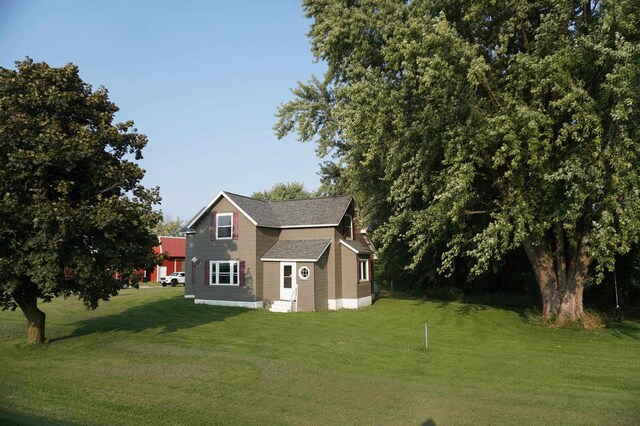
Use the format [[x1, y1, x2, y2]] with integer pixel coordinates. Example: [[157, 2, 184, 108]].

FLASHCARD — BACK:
[[377, 292, 529, 320], [0, 408, 71, 426], [608, 321, 640, 340], [50, 295, 246, 342]]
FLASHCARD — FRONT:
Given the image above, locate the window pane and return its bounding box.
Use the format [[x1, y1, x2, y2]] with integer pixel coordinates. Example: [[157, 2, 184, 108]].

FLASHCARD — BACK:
[[219, 273, 231, 284], [218, 215, 231, 226], [284, 276, 292, 288], [218, 226, 231, 238], [219, 263, 230, 273], [210, 263, 217, 284], [284, 265, 292, 276]]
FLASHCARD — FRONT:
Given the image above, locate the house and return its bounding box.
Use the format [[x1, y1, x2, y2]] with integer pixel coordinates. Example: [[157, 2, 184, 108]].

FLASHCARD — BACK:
[[148, 236, 186, 282], [182, 191, 375, 312]]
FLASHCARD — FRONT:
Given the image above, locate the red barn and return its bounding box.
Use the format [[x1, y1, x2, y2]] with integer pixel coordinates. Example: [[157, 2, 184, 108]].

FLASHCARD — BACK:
[[149, 236, 186, 282]]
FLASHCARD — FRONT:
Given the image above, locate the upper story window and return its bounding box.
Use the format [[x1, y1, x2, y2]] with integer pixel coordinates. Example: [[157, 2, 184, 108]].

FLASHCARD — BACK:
[[343, 214, 353, 240], [216, 213, 233, 239]]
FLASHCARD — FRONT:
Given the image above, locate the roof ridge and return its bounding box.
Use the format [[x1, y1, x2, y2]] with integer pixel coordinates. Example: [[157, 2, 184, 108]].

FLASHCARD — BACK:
[[223, 191, 270, 203], [267, 194, 352, 203]]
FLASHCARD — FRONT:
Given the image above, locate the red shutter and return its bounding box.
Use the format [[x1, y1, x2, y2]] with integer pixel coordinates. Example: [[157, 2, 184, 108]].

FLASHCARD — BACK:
[[204, 261, 209, 285], [210, 211, 216, 240], [239, 260, 245, 286], [232, 212, 239, 240]]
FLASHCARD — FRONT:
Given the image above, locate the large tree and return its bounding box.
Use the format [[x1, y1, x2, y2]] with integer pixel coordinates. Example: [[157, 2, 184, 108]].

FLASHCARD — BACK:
[[252, 181, 313, 200], [153, 213, 185, 237], [0, 59, 162, 344], [276, 1, 640, 320]]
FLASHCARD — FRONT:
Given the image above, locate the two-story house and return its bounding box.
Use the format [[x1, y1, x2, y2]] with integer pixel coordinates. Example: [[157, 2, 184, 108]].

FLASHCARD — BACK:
[[182, 191, 375, 312]]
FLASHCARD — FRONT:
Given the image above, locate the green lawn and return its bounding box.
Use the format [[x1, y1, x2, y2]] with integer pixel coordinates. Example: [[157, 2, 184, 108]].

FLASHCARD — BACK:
[[1, 288, 638, 425]]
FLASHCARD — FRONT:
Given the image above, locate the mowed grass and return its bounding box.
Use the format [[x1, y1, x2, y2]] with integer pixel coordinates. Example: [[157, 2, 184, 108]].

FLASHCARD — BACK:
[[1, 288, 639, 425]]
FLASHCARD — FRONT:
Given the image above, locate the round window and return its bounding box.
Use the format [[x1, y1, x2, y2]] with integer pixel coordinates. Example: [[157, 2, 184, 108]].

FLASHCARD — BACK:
[[298, 266, 310, 280]]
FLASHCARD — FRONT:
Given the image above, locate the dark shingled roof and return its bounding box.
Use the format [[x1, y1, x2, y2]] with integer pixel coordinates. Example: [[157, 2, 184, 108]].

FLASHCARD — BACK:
[[341, 239, 373, 254], [261, 239, 331, 261], [225, 192, 352, 228], [224, 193, 281, 227], [185, 192, 354, 230], [268, 196, 352, 227]]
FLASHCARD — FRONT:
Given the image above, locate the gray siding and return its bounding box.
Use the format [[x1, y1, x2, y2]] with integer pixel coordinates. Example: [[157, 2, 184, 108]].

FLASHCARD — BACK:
[[256, 227, 280, 300], [184, 195, 373, 308], [357, 255, 372, 299], [262, 261, 280, 308], [296, 261, 315, 311], [185, 197, 257, 302], [314, 250, 329, 311], [341, 248, 358, 299]]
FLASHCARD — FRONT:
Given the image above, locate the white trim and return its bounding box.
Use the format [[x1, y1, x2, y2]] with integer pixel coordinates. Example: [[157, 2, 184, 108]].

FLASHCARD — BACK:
[[184, 294, 195, 299], [298, 266, 310, 280], [280, 262, 297, 301], [208, 260, 240, 286], [185, 191, 258, 229], [194, 299, 263, 309], [329, 296, 372, 310], [359, 259, 369, 282], [261, 258, 317, 262], [328, 299, 343, 310], [215, 212, 233, 240], [340, 239, 359, 254], [278, 223, 340, 228], [340, 239, 373, 255]]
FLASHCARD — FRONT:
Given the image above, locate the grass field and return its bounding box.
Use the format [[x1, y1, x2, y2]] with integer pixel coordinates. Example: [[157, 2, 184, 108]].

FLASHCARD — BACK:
[[1, 288, 639, 425]]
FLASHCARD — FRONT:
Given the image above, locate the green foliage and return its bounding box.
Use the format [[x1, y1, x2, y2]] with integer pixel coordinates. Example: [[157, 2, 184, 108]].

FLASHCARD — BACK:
[[152, 213, 184, 237], [0, 59, 162, 311], [276, 1, 640, 284], [251, 181, 313, 201]]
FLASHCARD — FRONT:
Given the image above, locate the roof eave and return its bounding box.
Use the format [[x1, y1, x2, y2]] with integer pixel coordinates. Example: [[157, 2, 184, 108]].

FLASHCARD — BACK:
[[185, 191, 260, 229]]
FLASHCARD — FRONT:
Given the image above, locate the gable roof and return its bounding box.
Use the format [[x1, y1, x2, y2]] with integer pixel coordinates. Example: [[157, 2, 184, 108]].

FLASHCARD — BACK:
[[340, 239, 373, 255], [155, 236, 186, 257], [260, 239, 332, 262], [185, 191, 353, 230]]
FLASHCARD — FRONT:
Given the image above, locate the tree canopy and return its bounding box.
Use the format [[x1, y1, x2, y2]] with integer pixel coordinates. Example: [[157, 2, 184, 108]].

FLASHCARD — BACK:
[[0, 59, 162, 343], [276, 0, 640, 320], [153, 213, 185, 237], [252, 181, 313, 201]]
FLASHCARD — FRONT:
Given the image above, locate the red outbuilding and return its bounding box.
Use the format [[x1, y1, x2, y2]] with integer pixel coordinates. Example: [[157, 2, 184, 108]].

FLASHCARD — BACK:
[[148, 236, 186, 282]]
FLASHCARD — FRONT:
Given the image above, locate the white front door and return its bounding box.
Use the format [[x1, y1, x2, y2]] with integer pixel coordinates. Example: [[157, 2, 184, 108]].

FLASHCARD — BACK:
[[280, 262, 296, 301]]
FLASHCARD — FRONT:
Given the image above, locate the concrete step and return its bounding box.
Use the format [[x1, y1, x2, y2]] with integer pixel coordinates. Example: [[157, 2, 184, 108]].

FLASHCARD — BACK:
[[269, 300, 292, 313]]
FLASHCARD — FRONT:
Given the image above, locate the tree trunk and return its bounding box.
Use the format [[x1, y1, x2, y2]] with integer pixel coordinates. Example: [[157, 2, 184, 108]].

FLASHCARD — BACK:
[[523, 233, 591, 322], [14, 291, 46, 344]]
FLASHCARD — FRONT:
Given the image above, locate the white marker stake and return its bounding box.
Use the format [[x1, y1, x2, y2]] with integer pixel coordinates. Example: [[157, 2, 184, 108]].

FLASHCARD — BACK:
[[424, 322, 428, 350]]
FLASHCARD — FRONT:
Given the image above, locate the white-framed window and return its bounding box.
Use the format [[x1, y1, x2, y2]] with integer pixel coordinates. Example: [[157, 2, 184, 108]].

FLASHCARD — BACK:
[[209, 260, 239, 286], [216, 213, 233, 239], [299, 266, 310, 280], [358, 259, 369, 282], [343, 214, 353, 240]]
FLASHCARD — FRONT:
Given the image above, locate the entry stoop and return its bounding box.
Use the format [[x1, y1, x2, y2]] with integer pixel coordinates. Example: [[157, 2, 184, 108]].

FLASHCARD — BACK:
[[269, 300, 292, 313]]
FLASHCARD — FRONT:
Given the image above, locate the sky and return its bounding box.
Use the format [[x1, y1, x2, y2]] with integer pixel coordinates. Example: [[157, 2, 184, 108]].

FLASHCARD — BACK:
[[0, 0, 325, 221]]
